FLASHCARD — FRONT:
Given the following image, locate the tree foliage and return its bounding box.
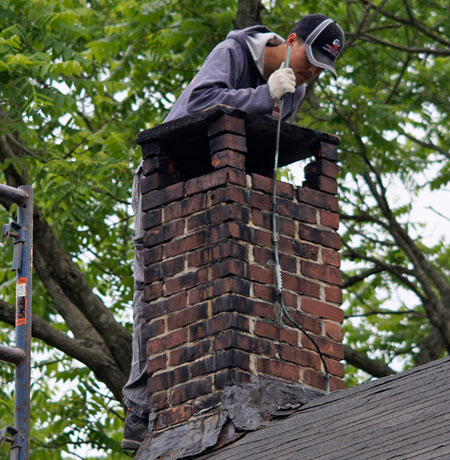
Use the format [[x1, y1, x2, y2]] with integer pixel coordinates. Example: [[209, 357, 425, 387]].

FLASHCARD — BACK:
[[0, 0, 448, 457]]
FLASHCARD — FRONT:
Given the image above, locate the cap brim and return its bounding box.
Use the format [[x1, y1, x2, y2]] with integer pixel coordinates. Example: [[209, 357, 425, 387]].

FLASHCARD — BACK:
[[305, 44, 337, 78]]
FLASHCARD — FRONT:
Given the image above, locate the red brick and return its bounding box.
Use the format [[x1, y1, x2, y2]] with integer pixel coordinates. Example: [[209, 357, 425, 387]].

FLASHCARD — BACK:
[[298, 187, 338, 212], [317, 142, 338, 161], [257, 357, 300, 383], [170, 377, 213, 405], [213, 369, 252, 389], [302, 368, 330, 391], [253, 247, 297, 274], [147, 366, 189, 393], [251, 173, 294, 199], [331, 377, 345, 391], [148, 390, 167, 411], [142, 246, 163, 265], [154, 404, 192, 430], [144, 219, 185, 247], [250, 191, 271, 210], [144, 256, 184, 283], [252, 209, 295, 236], [164, 230, 210, 258], [254, 283, 276, 303], [144, 282, 163, 302], [140, 172, 176, 194], [303, 176, 337, 195], [301, 260, 342, 286], [147, 329, 188, 354], [185, 168, 246, 196], [322, 248, 340, 268], [144, 292, 187, 321], [211, 258, 247, 279], [188, 277, 250, 304], [145, 318, 165, 338], [209, 133, 247, 154], [210, 221, 272, 247], [325, 357, 345, 378], [282, 273, 321, 298], [142, 156, 175, 176], [142, 182, 185, 211], [299, 224, 340, 250], [320, 209, 339, 229], [187, 203, 249, 231], [302, 297, 344, 323], [142, 209, 162, 230], [302, 333, 344, 359], [304, 159, 340, 179], [167, 302, 209, 331], [211, 150, 245, 170], [278, 237, 319, 261], [215, 330, 277, 358], [190, 349, 250, 377], [189, 312, 249, 341], [254, 321, 298, 346], [278, 344, 321, 370], [281, 308, 322, 335], [324, 321, 344, 342], [248, 264, 273, 284], [276, 199, 317, 224], [325, 286, 342, 305], [188, 241, 247, 268], [164, 194, 207, 222], [209, 185, 249, 206], [147, 354, 167, 374], [207, 114, 246, 137]]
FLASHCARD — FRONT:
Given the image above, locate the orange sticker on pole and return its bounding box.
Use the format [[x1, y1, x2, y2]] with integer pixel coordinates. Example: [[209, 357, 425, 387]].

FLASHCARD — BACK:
[[16, 277, 27, 326]]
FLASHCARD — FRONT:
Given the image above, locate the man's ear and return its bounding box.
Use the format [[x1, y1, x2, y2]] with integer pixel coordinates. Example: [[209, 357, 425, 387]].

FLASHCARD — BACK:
[[286, 33, 299, 46]]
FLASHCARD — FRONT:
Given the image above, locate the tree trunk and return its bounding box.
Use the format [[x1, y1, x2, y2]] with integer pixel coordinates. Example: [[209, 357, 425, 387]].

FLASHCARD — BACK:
[[233, 0, 263, 29]]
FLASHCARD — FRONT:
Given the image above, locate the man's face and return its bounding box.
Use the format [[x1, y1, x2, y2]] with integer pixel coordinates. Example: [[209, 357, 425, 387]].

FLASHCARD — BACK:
[[288, 38, 323, 86]]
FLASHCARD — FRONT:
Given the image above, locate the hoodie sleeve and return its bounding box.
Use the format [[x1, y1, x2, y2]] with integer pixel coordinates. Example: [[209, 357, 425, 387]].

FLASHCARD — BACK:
[[165, 41, 274, 122]]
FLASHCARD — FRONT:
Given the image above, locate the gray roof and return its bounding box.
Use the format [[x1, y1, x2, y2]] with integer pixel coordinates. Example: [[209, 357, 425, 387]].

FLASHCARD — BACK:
[[197, 356, 450, 460]]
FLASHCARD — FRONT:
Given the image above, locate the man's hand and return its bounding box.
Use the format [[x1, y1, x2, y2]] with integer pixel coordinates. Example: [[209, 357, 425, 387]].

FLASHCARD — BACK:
[[267, 63, 295, 104]]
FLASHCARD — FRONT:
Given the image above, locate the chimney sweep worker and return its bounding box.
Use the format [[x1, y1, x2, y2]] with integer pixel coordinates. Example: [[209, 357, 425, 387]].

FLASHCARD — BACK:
[[121, 13, 345, 452]]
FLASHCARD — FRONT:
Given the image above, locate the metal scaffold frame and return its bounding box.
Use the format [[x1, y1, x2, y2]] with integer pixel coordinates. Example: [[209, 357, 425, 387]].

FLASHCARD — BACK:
[[0, 184, 33, 460]]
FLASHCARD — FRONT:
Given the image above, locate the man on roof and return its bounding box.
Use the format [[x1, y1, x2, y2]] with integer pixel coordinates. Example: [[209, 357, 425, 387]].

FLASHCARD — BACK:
[[121, 13, 345, 453]]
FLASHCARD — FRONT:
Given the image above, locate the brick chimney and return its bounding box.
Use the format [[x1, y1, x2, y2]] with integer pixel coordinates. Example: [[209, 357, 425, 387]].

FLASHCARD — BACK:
[[134, 106, 343, 460]]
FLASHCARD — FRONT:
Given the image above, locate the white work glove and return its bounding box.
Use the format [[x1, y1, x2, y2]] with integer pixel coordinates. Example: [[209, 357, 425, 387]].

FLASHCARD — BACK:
[[267, 63, 295, 104]]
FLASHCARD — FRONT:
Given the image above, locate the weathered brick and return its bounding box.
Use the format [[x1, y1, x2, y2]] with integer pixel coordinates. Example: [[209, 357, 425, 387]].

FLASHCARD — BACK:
[[278, 344, 321, 371], [142, 156, 175, 176], [252, 209, 295, 236], [209, 185, 249, 206], [276, 199, 317, 224], [147, 354, 167, 375], [142, 209, 162, 230], [144, 282, 163, 302], [257, 357, 300, 383], [188, 277, 250, 304], [207, 114, 246, 137], [324, 321, 344, 342], [154, 404, 192, 430], [167, 302, 208, 330], [140, 139, 164, 159], [192, 392, 223, 415], [211, 258, 247, 279], [144, 219, 184, 248], [302, 297, 344, 323], [282, 273, 321, 298], [302, 333, 344, 360], [188, 241, 247, 268], [302, 368, 331, 391], [165, 268, 208, 296], [164, 194, 207, 222], [298, 187, 338, 212], [142, 246, 163, 265], [325, 357, 345, 378], [251, 173, 294, 199], [248, 264, 273, 284], [189, 312, 249, 341], [299, 224, 341, 250], [142, 182, 185, 211], [145, 318, 165, 339], [209, 133, 247, 154], [322, 248, 340, 268], [185, 168, 246, 196], [215, 330, 276, 358], [301, 260, 342, 286], [253, 246, 297, 274], [325, 286, 343, 305], [250, 191, 271, 210], [140, 172, 176, 194], [278, 237, 319, 261], [164, 230, 209, 258], [211, 294, 275, 320], [214, 369, 251, 389], [170, 377, 213, 406], [317, 142, 338, 161], [144, 256, 184, 283], [211, 150, 245, 170], [190, 349, 250, 377], [169, 339, 211, 366], [320, 209, 339, 229], [187, 204, 249, 231], [303, 176, 337, 195], [144, 292, 186, 321], [304, 159, 340, 179], [147, 366, 189, 393], [147, 329, 188, 355], [148, 390, 167, 411], [281, 308, 322, 335], [254, 321, 298, 346]]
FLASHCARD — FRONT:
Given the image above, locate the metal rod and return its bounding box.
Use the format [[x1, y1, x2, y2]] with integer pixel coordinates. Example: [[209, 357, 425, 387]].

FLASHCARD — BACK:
[[0, 345, 26, 365], [12, 186, 33, 460], [0, 185, 28, 207]]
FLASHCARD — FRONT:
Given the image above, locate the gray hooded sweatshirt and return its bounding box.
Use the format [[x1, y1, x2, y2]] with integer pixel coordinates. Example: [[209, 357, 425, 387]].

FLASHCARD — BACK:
[[164, 25, 306, 123]]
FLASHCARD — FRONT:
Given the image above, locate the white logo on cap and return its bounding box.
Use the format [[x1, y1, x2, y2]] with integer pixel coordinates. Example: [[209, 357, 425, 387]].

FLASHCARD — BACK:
[[333, 38, 341, 48]]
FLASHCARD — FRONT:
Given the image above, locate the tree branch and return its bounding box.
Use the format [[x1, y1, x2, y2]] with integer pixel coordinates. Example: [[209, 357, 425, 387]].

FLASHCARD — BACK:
[[344, 345, 396, 377]]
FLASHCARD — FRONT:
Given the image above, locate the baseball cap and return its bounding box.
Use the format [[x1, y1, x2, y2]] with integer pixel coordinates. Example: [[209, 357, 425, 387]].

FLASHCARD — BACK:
[[293, 14, 344, 77]]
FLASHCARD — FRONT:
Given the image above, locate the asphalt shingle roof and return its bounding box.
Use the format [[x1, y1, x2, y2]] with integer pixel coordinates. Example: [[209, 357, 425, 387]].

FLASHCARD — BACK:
[[197, 356, 450, 460]]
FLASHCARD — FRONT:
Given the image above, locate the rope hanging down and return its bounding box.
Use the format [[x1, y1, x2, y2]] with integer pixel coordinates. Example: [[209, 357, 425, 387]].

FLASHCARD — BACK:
[[271, 46, 331, 394]]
